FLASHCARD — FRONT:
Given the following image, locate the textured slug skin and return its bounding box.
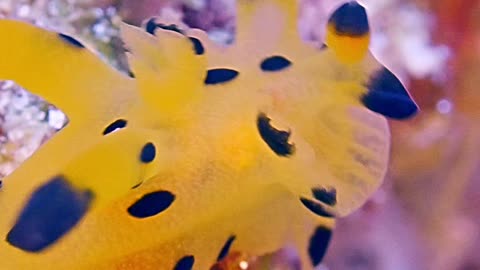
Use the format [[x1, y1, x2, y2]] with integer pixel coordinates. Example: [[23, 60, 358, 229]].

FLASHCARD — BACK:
[[0, 1, 417, 269]]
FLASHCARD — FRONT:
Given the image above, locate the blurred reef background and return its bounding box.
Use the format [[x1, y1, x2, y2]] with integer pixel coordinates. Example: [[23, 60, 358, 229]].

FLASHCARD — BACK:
[[0, 0, 479, 269]]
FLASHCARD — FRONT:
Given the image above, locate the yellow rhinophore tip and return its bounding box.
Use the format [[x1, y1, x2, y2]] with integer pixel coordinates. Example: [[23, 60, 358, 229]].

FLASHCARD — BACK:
[[325, 24, 370, 64]]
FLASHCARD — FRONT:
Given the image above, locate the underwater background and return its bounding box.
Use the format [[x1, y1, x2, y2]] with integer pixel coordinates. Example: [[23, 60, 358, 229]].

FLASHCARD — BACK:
[[0, 0, 478, 269]]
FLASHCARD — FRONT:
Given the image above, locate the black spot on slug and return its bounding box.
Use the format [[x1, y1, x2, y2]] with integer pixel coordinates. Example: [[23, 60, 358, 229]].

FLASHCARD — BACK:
[[158, 24, 184, 34], [145, 18, 158, 35], [300, 197, 335, 218], [257, 113, 295, 157], [308, 226, 332, 266], [140, 142, 156, 163], [260, 56, 292, 72], [363, 67, 418, 119], [189, 37, 205, 55], [6, 176, 93, 252], [58, 33, 84, 48], [174, 255, 195, 270], [328, 1, 369, 36], [145, 19, 184, 36], [127, 191, 175, 218], [205, 69, 239, 85], [102, 119, 127, 135], [217, 235, 236, 262], [312, 187, 337, 206]]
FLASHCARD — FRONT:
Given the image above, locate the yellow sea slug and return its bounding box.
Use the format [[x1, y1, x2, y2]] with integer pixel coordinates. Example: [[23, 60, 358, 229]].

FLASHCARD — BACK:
[[0, 1, 417, 269]]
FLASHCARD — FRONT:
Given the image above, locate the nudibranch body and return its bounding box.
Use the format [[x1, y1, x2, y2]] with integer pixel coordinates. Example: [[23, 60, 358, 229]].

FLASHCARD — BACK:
[[0, 1, 417, 269]]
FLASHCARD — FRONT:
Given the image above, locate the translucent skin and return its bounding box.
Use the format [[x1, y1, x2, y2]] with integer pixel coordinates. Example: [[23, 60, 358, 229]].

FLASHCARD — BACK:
[[0, 1, 413, 269]]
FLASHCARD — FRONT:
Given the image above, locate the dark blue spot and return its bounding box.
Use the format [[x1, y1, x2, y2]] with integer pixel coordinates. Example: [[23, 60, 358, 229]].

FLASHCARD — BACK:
[[102, 119, 127, 135], [6, 176, 93, 252], [58, 33, 84, 48], [159, 24, 184, 34], [127, 191, 175, 218], [140, 142, 156, 163], [260, 56, 292, 72], [328, 1, 369, 36], [257, 113, 295, 157], [145, 18, 158, 35], [362, 67, 418, 119], [145, 19, 184, 36], [217, 235, 236, 261], [308, 226, 332, 266], [312, 187, 337, 206], [204, 69, 239, 85], [189, 37, 205, 55], [174, 255, 195, 270], [300, 197, 335, 218]]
